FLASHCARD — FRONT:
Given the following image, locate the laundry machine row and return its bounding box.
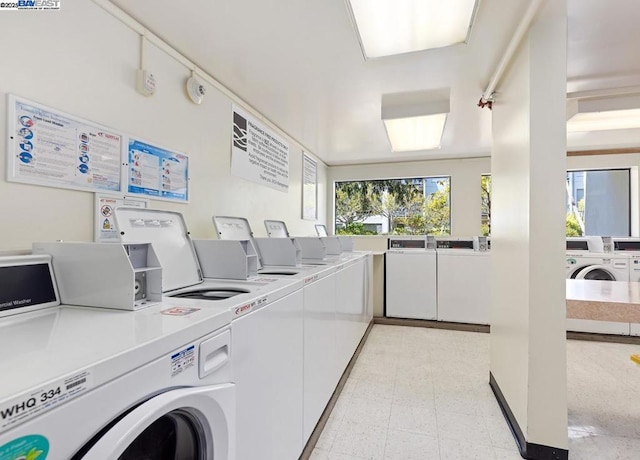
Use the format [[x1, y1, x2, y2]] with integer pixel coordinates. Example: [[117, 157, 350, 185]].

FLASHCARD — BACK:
[[210, 216, 372, 443], [1, 211, 372, 460]]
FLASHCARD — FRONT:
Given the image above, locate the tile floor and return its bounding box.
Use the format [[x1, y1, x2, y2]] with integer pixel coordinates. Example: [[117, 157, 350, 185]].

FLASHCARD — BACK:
[[310, 324, 640, 460]]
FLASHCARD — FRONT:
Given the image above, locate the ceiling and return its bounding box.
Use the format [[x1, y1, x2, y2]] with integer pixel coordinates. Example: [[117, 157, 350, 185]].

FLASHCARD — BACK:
[[110, 0, 640, 166]]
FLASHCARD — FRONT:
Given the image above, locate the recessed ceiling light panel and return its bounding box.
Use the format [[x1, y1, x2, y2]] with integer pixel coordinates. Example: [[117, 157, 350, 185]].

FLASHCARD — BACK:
[[347, 0, 478, 58], [381, 88, 450, 152], [383, 114, 447, 152], [567, 109, 640, 133]]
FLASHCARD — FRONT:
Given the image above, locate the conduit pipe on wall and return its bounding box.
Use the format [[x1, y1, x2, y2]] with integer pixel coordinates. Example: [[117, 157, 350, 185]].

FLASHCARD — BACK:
[[478, 0, 543, 109], [90, 0, 324, 165]]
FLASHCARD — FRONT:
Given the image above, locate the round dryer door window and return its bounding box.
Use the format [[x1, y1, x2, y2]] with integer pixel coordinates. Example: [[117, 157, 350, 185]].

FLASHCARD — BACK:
[[118, 409, 203, 459], [573, 265, 615, 281], [75, 385, 234, 460]]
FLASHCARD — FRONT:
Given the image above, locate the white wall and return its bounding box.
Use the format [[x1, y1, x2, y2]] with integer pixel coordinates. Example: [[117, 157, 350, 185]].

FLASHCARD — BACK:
[[0, 1, 326, 251], [327, 157, 491, 237]]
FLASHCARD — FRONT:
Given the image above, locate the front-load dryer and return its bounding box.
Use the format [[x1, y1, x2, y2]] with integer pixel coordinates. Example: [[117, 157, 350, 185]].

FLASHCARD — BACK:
[[0, 255, 235, 460], [565, 253, 629, 281], [565, 252, 630, 335], [611, 238, 640, 335]]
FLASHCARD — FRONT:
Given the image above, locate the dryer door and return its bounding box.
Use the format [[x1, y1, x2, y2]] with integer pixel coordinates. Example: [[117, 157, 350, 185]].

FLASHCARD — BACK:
[[573, 265, 616, 281], [78, 384, 234, 460]]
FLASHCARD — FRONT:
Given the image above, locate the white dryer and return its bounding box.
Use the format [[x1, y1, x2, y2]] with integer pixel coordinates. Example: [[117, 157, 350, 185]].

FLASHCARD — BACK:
[[385, 236, 437, 320], [436, 238, 491, 325], [565, 251, 630, 335], [611, 238, 640, 336], [0, 255, 235, 460], [565, 252, 629, 281]]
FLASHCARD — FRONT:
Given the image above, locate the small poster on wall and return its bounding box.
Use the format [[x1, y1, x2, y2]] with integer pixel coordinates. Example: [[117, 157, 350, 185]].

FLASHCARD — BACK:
[[230, 105, 289, 192], [302, 153, 317, 220], [94, 193, 149, 242], [7, 95, 122, 193], [126, 138, 190, 202]]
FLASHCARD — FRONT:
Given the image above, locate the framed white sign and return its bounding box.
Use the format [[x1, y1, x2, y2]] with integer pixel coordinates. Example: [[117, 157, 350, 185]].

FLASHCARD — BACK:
[[302, 153, 317, 220], [7, 94, 123, 193], [231, 105, 289, 192], [125, 137, 190, 202]]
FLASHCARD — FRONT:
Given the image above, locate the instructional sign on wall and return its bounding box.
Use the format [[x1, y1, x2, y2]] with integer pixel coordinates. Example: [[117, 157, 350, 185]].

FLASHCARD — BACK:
[[126, 138, 189, 202], [302, 153, 317, 220], [7, 95, 122, 193], [231, 105, 289, 192], [94, 194, 149, 242]]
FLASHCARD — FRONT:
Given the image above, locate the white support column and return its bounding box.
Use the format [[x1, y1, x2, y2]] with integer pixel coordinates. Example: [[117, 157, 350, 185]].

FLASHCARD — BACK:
[[489, 0, 568, 458]]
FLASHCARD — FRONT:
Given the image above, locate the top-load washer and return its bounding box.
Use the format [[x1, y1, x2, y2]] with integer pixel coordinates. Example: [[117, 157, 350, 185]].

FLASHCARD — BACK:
[[436, 237, 491, 325], [0, 254, 235, 460], [386, 236, 437, 320], [114, 208, 306, 460], [213, 215, 332, 277]]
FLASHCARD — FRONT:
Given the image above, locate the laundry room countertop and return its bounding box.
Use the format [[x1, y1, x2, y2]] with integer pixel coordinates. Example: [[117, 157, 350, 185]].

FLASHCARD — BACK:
[[566, 280, 640, 323]]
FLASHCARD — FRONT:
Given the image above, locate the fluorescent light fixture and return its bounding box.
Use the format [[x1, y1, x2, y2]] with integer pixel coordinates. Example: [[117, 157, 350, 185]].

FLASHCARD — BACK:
[[567, 94, 640, 132], [381, 89, 449, 152], [383, 114, 447, 152], [346, 0, 478, 58], [567, 109, 640, 133]]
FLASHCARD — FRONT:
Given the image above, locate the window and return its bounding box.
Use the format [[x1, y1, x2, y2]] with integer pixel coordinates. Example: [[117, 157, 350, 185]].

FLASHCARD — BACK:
[[481, 174, 491, 236], [482, 170, 630, 237], [335, 177, 451, 235], [566, 169, 630, 237]]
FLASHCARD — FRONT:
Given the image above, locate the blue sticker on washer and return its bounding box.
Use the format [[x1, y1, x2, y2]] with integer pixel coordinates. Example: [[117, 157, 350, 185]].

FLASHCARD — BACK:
[[0, 434, 49, 460]]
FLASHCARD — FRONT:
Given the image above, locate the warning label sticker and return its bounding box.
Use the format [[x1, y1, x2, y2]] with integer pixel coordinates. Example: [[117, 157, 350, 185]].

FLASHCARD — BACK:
[[171, 345, 195, 377]]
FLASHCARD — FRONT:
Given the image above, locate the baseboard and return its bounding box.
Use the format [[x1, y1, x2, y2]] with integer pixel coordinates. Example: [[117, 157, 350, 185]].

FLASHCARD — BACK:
[[567, 331, 640, 344], [299, 320, 374, 460], [373, 316, 640, 344], [374, 316, 490, 333], [489, 373, 568, 460]]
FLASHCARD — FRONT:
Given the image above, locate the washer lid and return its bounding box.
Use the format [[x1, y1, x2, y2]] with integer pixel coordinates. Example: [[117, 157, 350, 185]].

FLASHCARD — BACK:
[[114, 208, 202, 292], [213, 216, 253, 240], [264, 220, 290, 238], [212, 216, 262, 269]]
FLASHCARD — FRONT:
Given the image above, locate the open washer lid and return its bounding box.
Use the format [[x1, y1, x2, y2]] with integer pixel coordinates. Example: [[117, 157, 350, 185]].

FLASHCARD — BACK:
[[212, 216, 263, 269], [314, 224, 328, 237], [114, 208, 203, 292], [264, 220, 290, 238]]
